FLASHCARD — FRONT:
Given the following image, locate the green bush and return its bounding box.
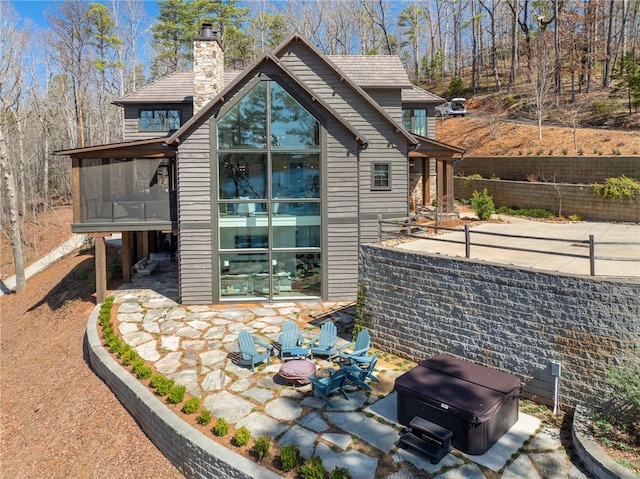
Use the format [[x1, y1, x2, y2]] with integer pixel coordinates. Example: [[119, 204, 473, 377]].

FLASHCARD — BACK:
[[197, 408, 212, 426], [213, 417, 229, 437], [279, 444, 300, 472], [329, 466, 354, 479], [591, 175, 640, 201], [495, 206, 556, 218], [300, 456, 325, 479], [133, 361, 153, 380], [253, 435, 271, 460], [120, 346, 136, 366], [182, 397, 200, 414], [464, 173, 482, 187], [470, 189, 495, 220], [168, 385, 186, 404], [233, 426, 251, 447], [150, 374, 175, 396], [606, 366, 640, 419]]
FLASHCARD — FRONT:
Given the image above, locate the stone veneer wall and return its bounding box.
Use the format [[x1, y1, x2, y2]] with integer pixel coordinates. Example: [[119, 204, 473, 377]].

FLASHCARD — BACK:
[[359, 244, 640, 408], [454, 178, 640, 222], [85, 306, 281, 479]]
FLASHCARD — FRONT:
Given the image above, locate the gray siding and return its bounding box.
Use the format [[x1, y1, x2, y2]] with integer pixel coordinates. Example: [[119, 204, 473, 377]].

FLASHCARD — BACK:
[[325, 118, 360, 298], [279, 42, 409, 246], [366, 88, 402, 123], [176, 117, 214, 304], [122, 103, 192, 142]]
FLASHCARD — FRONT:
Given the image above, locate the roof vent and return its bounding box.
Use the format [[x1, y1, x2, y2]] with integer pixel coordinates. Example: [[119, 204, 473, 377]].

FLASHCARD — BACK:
[[199, 23, 216, 39]]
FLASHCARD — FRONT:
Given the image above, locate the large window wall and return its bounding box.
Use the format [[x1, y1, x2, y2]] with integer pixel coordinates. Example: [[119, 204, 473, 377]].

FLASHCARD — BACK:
[[216, 80, 322, 301]]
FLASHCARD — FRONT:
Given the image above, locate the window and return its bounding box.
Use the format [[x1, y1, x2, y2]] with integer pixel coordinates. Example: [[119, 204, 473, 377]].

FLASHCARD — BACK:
[[216, 80, 322, 301], [372, 163, 390, 190], [402, 108, 426, 136], [139, 109, 181, 131]]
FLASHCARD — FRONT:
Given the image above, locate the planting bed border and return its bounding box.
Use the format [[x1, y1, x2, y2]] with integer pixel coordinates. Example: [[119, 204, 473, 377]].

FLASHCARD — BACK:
[[572, 405, 637, 479], [85, 304, 281, 479]]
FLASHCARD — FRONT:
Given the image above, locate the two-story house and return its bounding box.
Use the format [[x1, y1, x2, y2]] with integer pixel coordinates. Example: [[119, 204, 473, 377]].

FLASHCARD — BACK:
[[57, 26, 464, 304]]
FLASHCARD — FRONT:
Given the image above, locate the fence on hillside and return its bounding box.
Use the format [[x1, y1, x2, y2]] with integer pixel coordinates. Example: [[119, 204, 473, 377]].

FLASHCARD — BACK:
[[377, 213, 640, 277]]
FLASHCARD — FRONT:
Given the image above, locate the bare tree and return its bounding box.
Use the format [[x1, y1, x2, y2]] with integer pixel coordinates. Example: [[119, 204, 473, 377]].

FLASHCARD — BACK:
[[0, 1, 26, 292], [478, 0, 502, 92], [531, 27, 555, 140], [48, 0, 93, 148]]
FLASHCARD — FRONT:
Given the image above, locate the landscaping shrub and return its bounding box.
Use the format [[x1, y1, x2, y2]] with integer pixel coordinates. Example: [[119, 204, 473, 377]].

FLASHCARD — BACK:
[[329, 466, 353, 479], [213, 417, 229, 437], [470, 188, 495, 220], [495, 206, 556, 218], [300, 456, 325, 479], [233, 426, 251, 447], [182, 397, 200, 414], [606, 366, 640, 419], [463, 173, 482, 187], [591, 175, 640, 201], [253, 435, 271, 460], [133, 360, 152, 380], [197, 408, 212, 425], [150, 374, 174, 396], [168, 385, 186, 404], [279, 444, 300, 472]]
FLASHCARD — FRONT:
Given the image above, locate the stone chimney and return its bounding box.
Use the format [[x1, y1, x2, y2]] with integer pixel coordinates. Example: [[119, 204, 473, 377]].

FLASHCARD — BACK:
[[193, 23, 224, 114]]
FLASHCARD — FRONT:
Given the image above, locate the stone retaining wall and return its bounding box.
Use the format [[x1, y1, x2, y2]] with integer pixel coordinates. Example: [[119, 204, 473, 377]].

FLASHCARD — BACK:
[[85, 305, 280, 479], [454, 178, 639, 222], [454, 156, 640, 184], [359, 244, 640, 408]]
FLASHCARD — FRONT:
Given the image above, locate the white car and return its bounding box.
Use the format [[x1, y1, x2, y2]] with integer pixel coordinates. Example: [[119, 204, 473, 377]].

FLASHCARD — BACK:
[[436, 98, 467, 117]]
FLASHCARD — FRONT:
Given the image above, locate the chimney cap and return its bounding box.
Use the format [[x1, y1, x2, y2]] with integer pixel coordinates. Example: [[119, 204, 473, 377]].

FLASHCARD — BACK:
[[198, 23, 217, 40]]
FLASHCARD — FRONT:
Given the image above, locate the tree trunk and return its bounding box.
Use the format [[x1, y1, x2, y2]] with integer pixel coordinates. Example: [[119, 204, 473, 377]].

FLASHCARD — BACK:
[[0, 129, 26, 293]]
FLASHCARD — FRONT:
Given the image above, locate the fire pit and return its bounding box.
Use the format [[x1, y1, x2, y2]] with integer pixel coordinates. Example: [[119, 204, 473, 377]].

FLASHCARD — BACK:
[[279, 359, 316, 385], [395, 354, 521, 455]]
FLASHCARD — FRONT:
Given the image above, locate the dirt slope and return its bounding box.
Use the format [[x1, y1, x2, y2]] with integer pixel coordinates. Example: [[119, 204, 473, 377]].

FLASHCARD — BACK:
[[0, 244, 183, 478], [435, 114, 640, 157]]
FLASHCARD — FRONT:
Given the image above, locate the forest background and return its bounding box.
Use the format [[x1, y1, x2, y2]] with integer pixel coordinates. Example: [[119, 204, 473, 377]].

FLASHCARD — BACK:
[[1, 0, 640, 291]]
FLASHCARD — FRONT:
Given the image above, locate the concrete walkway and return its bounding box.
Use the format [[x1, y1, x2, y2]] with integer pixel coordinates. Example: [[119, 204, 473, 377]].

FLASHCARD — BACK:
[[395, 215, 640, 280], [0, 234, 87, 296], [108, 260, 592, 478]]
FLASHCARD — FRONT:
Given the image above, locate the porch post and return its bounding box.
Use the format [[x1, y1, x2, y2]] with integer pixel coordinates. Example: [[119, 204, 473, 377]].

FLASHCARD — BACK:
[[422, 157, 431, 207], [94, 234, 107, 303], [122, 231, 132, 283]]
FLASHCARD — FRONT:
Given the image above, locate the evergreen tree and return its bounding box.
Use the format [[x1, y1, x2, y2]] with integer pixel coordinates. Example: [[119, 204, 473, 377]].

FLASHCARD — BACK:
[[151, 0, 250, 79], [611, 52, 640, 115]]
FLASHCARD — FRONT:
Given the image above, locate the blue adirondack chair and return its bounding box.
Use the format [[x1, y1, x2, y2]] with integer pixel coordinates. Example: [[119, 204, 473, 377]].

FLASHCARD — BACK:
[[307, 369, 350, 408], [331, 354, 380, 391], [236, 330, 272, 371], [337, 329, 372, 365], [277, 320, 307, 359], [308, 322, 338, 361]]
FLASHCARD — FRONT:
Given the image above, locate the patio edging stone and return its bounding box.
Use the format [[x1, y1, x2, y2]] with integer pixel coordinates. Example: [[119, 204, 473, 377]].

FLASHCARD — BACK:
[[85, 303, 282, 479], [572, 404, 637, 479]]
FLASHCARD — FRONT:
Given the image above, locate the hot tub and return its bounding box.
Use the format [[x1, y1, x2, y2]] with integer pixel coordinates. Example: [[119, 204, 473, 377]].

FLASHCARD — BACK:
[[394, 354, 521, 455]]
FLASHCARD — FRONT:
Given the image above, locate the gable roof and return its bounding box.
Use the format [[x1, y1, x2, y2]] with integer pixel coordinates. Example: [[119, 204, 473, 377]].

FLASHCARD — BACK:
[[327, 55, 413, 89], [402, 85, 445, 104], [166, 33, 421, 147], [166, 51, 372, 147], [113, 71, 240, 105]]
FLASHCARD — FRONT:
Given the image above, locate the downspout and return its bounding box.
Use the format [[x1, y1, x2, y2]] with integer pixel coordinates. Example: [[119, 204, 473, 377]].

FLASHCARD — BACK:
[[356, 140, 368, 248]]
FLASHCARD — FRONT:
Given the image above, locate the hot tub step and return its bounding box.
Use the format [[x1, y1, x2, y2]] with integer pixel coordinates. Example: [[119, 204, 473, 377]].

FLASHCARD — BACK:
[[399, 432, 451, 464]]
